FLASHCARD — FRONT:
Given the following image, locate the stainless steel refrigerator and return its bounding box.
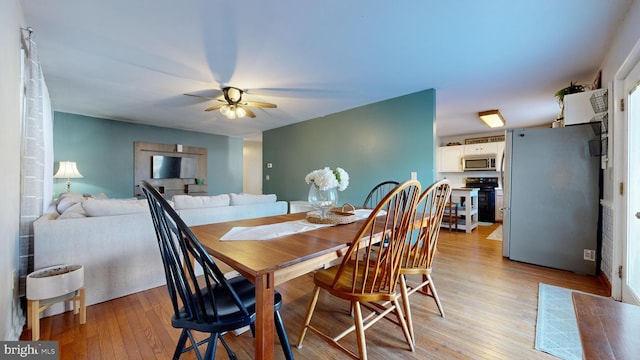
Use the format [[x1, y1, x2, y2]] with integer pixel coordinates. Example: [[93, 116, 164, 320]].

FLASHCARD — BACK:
[[502, 124, 600, 275]]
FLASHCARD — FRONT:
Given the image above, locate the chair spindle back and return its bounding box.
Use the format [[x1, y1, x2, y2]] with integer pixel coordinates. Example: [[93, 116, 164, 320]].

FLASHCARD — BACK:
[[333, 179, 421, 297], [141, 181, 251, 325], [402, 179, 452, 271]]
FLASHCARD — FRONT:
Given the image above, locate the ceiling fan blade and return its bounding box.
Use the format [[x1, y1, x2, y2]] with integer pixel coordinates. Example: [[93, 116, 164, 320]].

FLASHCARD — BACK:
[[247, 87, 340, 99], [243, 101, 277, 108], [184, 93, 217, 100], [244, 107, 256, 118], [205, 104, 224, 112]]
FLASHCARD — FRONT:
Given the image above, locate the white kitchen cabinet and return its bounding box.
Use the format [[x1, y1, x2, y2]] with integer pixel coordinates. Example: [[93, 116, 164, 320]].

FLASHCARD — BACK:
[[495, 188, 503, 221], [564, 89, 608, 125], [437, 146, 464, 172], [441, 188, 478, 233], [437, 141, 505, 173], [464, 142, 498, 156]]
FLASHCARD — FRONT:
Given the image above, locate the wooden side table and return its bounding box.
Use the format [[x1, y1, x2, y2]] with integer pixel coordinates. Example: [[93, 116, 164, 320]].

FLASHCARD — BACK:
[[26, 265, 86, 340]]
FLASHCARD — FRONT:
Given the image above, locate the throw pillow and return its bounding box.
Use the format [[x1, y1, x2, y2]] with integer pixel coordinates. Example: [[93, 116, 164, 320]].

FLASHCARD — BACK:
[[93, 193, 109, 200], [229, 193, 277, 206], [56, 192, 85, 214], [56, 192, 110, 214], [57, 203, 87, 219]]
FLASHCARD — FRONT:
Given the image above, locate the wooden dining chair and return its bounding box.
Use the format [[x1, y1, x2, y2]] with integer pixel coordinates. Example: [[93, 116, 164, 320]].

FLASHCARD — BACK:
[[297, 179, 422, 360], [362, 180, 403, 251], [443, 194, 459, 232], [140, 181, 294, 360], [398, 179, 452, 343], [362, 180, 399, 209]]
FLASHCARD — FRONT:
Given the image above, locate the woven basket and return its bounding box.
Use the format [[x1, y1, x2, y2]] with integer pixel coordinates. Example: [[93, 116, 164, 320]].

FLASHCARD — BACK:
[[307, 204, 356, 224]]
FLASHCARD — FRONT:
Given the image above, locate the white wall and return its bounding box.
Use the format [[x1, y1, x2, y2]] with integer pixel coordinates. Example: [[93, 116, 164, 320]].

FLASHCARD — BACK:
[[243, 140, 263, 194], [0, 0, 27, 340]]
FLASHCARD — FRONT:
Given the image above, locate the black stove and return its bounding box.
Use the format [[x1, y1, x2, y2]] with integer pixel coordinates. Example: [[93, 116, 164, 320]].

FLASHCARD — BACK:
[[465, 177, 499, 223], [465, 177, 499, 189]]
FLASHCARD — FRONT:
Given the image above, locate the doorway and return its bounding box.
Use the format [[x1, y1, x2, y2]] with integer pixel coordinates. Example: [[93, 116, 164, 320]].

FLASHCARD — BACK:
[[622, 58, 640, 304]]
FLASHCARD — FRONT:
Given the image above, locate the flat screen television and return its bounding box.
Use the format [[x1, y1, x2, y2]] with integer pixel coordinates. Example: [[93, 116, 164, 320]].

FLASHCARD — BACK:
[[151, 155, 197, 179]]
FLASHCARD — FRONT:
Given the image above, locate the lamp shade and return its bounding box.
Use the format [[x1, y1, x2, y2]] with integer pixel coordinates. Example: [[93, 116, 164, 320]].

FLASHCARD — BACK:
[[478, 110, 506, 128], [54, 161, 83, 179]]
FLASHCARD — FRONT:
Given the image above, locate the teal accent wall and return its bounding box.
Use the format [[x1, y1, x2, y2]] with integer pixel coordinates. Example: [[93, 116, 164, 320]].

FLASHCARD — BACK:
[[53, 112, 243, 198], [263, 89, 436, 205]]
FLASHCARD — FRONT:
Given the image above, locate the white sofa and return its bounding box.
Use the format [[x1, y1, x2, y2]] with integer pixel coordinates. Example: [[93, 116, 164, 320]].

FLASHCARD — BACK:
[[33, 192, 288, 316]]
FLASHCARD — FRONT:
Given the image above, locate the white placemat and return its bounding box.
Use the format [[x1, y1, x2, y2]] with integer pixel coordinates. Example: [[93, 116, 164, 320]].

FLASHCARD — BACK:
[[220, 209, 377, 241]]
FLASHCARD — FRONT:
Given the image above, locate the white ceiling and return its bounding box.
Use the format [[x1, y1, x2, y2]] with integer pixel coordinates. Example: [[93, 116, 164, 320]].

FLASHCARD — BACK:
[[20, 0, 632, 140]]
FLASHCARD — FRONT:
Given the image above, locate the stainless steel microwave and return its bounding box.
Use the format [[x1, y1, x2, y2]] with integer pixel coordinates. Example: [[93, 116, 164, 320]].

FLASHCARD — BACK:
[[463, 155, 497, 171]]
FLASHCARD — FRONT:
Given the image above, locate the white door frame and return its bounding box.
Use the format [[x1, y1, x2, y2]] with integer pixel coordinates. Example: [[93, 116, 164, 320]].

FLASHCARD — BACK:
[[614, 38, 640, 302]]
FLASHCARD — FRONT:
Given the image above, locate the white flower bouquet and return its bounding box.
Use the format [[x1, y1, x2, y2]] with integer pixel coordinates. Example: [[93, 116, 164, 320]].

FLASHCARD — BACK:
[[305, 167, 349, 191]]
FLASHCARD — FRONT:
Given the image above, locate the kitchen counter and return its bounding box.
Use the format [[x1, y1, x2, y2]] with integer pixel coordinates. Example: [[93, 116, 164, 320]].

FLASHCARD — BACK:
[[442, 188, 478, 233]]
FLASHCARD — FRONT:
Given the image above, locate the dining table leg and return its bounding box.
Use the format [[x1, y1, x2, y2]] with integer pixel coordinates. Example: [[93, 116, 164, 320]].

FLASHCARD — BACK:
[[254, 271, 276, 360]]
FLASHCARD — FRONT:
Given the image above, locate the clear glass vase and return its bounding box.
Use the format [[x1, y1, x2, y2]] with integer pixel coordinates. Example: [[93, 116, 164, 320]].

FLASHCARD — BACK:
[[308, 184, 338, 219]]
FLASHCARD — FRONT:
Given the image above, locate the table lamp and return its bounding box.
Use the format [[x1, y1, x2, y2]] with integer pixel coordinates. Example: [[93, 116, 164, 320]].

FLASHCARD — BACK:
[[54, 161, 83, 192]]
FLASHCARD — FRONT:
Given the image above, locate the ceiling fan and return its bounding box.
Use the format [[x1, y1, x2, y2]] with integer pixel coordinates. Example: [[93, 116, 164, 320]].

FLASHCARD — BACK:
[[184, 87, 277, 119]]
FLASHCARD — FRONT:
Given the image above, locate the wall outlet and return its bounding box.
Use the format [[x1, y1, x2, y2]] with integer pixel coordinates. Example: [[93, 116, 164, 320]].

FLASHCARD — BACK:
[[265, 175, 270, 181], [583, 249, 596, 262], [410, 171, 417, 180]]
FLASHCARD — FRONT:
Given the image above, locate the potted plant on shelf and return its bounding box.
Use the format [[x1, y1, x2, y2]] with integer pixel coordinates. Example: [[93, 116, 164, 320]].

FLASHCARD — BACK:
[[554, 81, 585, 125]]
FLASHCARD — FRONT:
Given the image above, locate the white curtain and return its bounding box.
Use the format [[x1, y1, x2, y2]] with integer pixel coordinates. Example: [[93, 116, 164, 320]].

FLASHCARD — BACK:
[[19, 36, 53, 296]]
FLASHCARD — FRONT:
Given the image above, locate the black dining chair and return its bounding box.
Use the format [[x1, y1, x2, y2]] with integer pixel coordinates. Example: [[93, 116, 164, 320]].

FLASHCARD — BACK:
[[363, 181, 400, 209], [140, 181, 294, 360]]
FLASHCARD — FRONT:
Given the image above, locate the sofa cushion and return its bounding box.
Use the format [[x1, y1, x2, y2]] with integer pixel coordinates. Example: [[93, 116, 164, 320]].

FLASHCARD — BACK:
[[229, 193, 277, 206], [57, 203, 87, 219], [177, 201, 289, 227], [82, 199, 149, 217], [172, 194, 230, 210]]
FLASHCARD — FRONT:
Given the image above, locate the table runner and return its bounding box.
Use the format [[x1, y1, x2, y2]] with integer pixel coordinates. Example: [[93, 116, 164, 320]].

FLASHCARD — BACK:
[[220, 209, 376, 241]]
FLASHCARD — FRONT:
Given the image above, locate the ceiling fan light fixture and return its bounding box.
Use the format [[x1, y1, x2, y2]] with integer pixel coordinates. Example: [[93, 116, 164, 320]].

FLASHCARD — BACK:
[[188, 86, 275, 119], [225, 87, 242, 103], [227, 106, 237, 119], [235, 106, 246, 118], [220, 104, 247, 119], [478, 109, 506, 128]]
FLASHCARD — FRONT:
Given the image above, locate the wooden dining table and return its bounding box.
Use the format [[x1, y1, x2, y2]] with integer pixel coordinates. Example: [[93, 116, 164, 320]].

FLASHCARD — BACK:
[[190, 212, 384, 360]]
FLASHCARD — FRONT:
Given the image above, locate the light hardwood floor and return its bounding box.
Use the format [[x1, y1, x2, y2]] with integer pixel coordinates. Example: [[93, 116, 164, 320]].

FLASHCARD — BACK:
[[21, 223, 609, 359]]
